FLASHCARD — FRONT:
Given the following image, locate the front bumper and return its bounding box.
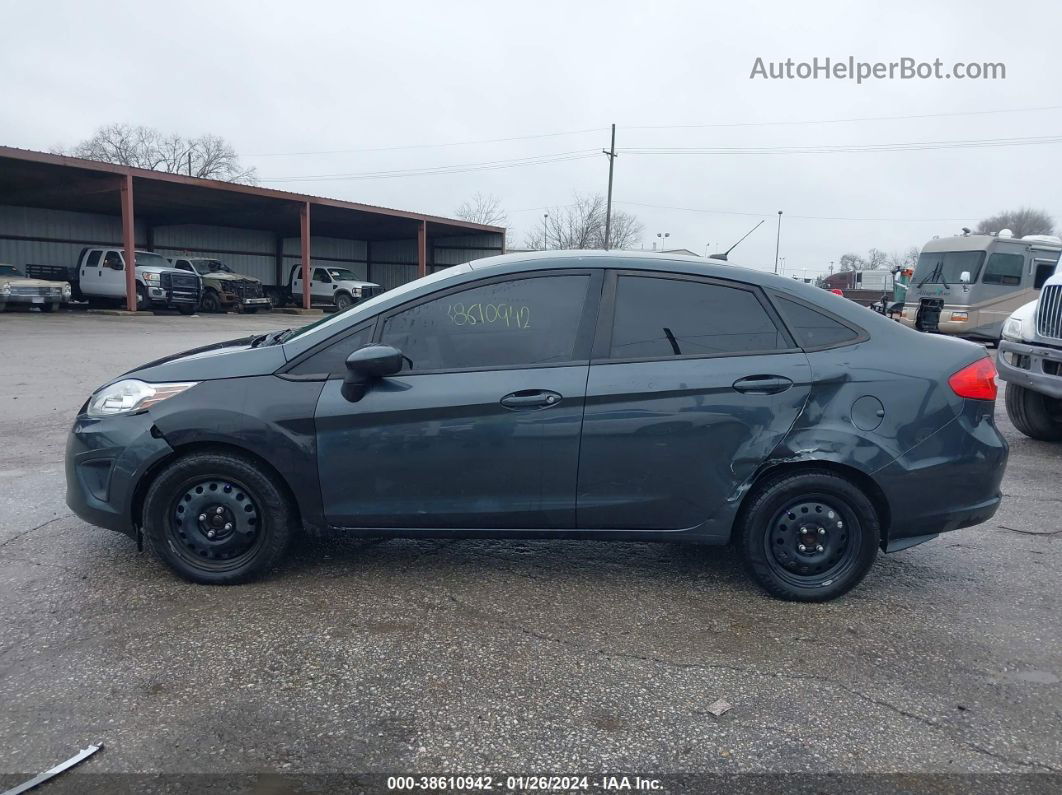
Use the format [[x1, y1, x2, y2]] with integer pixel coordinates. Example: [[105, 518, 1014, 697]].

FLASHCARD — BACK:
[[0, 293, 63, 306], [997, 339, 1062, 399], [65, 411, 174, 538]]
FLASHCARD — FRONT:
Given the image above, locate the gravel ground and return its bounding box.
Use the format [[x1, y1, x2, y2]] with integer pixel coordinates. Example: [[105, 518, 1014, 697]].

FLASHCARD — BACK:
[[0, 310, 1058, 792]]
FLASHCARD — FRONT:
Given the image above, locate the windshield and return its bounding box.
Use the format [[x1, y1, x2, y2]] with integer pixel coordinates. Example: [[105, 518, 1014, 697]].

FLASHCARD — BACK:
[[326, 268, 359, 281], [913, 250, 985, 286], [135, 252, 176, 270], [0, 264, 21, 276], [193, 260, 232, 275]]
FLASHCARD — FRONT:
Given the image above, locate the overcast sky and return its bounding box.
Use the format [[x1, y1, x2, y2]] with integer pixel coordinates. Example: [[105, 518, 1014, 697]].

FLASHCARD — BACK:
[[3, 0, 1061, 277]]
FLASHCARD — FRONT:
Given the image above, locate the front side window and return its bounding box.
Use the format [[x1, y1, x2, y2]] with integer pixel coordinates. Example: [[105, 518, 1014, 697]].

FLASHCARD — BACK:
[[608, 276, 785, 359], [1035, 261, 1057, 289], [289, 324, 374, 376], [981, 253, 1025, 286], [314, 268, 331, 283], [380, 275, 590, 372]]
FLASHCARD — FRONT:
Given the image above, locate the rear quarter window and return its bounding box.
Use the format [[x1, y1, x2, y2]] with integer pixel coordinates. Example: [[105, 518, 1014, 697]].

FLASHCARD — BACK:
[[774, 296, 861, 349]]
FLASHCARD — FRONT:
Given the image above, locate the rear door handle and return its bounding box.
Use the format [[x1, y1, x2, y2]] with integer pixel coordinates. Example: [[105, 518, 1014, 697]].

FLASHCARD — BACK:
[[500, 389, 562, 410], [732, 375, 793, 395]]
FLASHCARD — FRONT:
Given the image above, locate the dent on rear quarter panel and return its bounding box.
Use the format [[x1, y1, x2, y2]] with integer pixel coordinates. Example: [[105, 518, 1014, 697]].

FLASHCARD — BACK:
[[147, 376, 328, 534], [754, 336, 966, 482]]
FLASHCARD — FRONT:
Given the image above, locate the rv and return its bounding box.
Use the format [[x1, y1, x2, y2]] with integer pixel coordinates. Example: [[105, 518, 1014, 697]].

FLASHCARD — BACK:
[[899, 231, 1060, 343]]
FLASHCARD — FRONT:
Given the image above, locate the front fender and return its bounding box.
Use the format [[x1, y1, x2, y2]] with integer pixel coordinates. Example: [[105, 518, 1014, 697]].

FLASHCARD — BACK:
[[148, 376, 327, 533]]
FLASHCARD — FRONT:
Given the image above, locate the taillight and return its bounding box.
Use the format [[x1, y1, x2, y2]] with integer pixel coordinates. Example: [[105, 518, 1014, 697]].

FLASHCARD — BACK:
[[948, 357, 998, 401]]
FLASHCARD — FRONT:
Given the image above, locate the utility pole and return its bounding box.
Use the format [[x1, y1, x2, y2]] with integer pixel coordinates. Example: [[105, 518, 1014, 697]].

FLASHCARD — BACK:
[[603, 123, 617, 249], [774, 210, 783, 274], [187, 151, 192, 177]]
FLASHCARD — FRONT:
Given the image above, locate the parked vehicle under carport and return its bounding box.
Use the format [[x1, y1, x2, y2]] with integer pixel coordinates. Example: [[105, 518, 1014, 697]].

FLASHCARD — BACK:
[[0, 263, 70, 312], [170, 257, 271, 314], [66, 251, 1008, 601]]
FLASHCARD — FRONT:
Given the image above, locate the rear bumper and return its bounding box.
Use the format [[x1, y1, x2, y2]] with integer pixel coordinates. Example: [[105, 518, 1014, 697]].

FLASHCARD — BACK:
[[875, 401, 1007, 547], [65, 411, 174, 538], [997, 339, 1062, 399]]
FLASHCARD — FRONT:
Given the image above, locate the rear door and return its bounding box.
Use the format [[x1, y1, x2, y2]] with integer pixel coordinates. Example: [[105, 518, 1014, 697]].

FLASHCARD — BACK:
[[577, 271, 811, 532], [79, 249, 103, 295], [313, 270, 601, 529]]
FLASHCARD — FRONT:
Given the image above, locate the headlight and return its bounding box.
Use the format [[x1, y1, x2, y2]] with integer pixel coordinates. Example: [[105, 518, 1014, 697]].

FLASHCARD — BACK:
[[86, 379, 197, 417], [142, 272, 161, 284], [1001, 317, 1023, 342], [350, 287, 362, 298]]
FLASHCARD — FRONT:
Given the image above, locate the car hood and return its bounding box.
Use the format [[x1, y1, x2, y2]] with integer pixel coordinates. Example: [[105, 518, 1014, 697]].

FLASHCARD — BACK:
[[202, 272, 260, 283], [338, 280, 380, 289], [120, 336, 288, 384], [0, 275, 65, 288]]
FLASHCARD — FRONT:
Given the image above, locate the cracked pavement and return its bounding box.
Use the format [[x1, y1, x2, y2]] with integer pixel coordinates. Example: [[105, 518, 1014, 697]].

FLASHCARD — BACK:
[[0, 311, 1059, 786]]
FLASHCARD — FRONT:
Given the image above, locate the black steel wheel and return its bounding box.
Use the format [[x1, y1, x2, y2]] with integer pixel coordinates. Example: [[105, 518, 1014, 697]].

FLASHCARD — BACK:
[[143, 451, 294, 584], [739, 470, 879, 601]]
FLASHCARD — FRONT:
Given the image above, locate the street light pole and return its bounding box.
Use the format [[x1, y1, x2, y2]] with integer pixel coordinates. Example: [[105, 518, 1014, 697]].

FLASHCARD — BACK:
[[543, 213, 549, 251], [774, 210, 783, 274]]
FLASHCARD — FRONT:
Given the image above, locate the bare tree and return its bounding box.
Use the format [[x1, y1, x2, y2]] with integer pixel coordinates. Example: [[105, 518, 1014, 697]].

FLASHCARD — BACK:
[[865, 248, 889, 270], [976, 207, 1054, 238], [60, 123, 257, 184], [838, 252, 867, 272], [888, 246, 920, 271], [454, 192, 507, 226], [522, 193, 642, 250]]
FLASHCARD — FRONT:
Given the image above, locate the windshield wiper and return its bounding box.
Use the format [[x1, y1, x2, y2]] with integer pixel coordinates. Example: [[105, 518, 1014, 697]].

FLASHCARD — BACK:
[[917, 261, 943, 288], [249, 328, 291, 348]]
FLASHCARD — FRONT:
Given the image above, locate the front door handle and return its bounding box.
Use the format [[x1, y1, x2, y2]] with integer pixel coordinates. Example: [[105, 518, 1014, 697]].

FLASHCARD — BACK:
[[732, 375, 793, 395], [500, 389, 562, 410]]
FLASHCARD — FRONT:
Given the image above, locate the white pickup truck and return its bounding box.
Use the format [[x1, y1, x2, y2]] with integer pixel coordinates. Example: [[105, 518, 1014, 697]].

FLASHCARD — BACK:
[[31, 247, 201, 313], [997, 270, 1062, 440], [269, 264, 379, 311]]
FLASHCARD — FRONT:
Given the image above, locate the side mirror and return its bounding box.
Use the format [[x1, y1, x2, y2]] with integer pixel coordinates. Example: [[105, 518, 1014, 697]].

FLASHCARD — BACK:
[[959, 271, 971, 284], [342, 345, 403, 402]]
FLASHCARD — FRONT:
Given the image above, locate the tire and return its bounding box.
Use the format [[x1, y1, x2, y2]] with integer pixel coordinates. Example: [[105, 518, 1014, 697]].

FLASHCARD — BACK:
[[177, 304, 197, 315], [142, 450, 295, 584], [39, 302, 56, 313], [200, 290, 221, 313], [334, 292, 353, 311], [738, 470, 879, 602], [135, 283, 147, 311], [1005, 383, 1062, 441], [243, 307, 258, 314]]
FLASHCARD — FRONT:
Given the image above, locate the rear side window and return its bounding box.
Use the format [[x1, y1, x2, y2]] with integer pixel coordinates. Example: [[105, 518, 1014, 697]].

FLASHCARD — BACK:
[[774, 297, 860, 348], [381, 275, 590, 371], [982, 253, 1024, 286], [608, 276, 786, 359]]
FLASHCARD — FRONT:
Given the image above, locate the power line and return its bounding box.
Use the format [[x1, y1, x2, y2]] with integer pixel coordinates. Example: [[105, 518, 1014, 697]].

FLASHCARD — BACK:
[[626, 104, 1062, 131], [249, 128, 606, 157], [616, 200, 976, 223], [260, 150, 600, 183], [620, 133, 1062, 156]]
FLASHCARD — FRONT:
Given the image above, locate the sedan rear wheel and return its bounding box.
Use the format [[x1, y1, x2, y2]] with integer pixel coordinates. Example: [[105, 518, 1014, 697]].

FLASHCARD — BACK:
[[143, 451, 294, 584], [739, 470, 879, 601]]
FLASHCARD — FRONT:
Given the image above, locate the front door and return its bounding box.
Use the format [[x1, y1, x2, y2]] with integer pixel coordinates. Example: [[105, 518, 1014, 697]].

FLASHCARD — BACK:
[[314, 271, 601, 529], [577, 272, 812, 533], [100, 250, 126, 298], [312, 267, 333, 304]]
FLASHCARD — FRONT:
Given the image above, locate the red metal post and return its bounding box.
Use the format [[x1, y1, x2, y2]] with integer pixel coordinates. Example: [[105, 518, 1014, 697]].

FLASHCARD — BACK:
[[417, 220, 427, 279], [120, 174, 137, 311], [300, 202, 311, 309]]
